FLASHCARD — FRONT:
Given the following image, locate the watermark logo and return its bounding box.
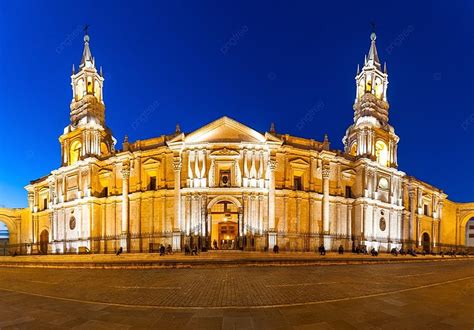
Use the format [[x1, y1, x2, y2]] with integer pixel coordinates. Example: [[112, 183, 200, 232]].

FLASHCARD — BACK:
[[296, 100, 325, 131], [56, 25, 83, 55], [386, 25, 415, 55], [131, 101, 160, 131], [220, 25, 249, 55], [461, 113, 474, 131]]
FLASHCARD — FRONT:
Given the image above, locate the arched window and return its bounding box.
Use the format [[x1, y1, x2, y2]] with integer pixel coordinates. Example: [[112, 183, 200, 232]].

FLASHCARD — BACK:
[[100, 142, 108, 156], [350, 143, 358, 156], [365, 73, 372, 92], [94, 80, 101, 101], [374, 77, 383, 99], [358, 80, 365, 99], [69, 140, 82, 165], [76, 79, 85, 100], [375, 140, 388, 166], [86, 76, 93, 94]]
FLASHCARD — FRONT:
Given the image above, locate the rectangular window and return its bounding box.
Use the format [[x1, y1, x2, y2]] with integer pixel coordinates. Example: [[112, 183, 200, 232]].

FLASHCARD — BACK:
[[345, 186, 352, 198], [43, 198, 48, 210], [294, 176, 303, 191], [424, 204, 429, 216], [469, 225, 474, 230], [149, 176, 157, 190], [469, 234, 474, 238]]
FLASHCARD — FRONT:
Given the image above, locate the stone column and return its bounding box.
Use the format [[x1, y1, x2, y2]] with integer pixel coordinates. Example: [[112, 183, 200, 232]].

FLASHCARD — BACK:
[[101, 202, 107, 253], [121, 163, 130, 252], [372, 205, 378, 241], [267, 158, 278, 249], [322, 163, 331, 250], [238, 208, 243, 236], [438, 202, 443, 247], [347, 204, 352, 248], [408, 189, 416, 248], [362, 204, 368, 241], [309, 197, 315, 239], [172, 156, 182, 251]]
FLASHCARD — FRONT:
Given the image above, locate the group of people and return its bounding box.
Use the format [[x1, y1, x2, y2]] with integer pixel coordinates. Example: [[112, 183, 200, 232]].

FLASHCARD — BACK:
[[354, 245, 368, 255], [158, 244, 173, 256], [113, 243, 470, 257], [115, 244, 173, 256], [184, 244, 199, 256]]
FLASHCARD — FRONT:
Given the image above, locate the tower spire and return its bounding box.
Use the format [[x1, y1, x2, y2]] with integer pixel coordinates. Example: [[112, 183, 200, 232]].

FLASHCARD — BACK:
[[367, 31, 381, 68], [80, 24, 94, 69], [366, 22, 381, 70]]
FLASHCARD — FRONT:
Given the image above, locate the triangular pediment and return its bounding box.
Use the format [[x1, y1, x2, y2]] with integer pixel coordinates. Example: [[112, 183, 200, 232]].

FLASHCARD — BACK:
[[184, 116, 267, 144], [289, 158, 310, 167], [142, 157, 161, 166]]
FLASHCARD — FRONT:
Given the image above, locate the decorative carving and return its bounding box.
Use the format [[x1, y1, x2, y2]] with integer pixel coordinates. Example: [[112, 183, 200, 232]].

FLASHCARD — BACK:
[[268, 159, 278, 171], [208, 159, 215, 187], [322, 164, 331, 179], [234, 160, 241, 186], [210, 148, 240, 157], [172, 157, 182, 171], [379, 217, 386, 231], [366, 168, 375, 177], [121, 162, 130, 179], [70, 94, 105, 126], [69, 216, 76, 230]]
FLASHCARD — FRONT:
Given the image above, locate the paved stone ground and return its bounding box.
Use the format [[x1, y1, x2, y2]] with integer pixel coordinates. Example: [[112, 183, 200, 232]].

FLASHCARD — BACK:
[[0, 260, 472, 329]]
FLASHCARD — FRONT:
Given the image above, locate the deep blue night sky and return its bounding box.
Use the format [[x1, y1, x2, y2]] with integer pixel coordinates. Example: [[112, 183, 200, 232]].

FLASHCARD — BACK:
[[0, 1, 473, 207]]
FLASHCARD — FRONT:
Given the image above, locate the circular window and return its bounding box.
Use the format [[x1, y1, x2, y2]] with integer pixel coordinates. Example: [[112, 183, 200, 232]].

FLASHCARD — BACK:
[[378, 177, 389, 190], [69, 216, 76, 230], [379, 217, 386, 231]]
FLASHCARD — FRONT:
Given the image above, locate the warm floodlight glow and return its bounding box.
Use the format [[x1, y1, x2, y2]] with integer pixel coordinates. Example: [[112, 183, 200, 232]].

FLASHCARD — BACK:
[[375, 140, 388, 166], [350, 143, 358, 156], [69, 140, 82, 165]]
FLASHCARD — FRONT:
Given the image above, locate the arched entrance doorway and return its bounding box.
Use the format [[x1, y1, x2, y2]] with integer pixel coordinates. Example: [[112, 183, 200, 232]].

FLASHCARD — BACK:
[[0, 222, 9, 256], [209, 200, 240, 250], [39, 230, 49, 254], [422, 233, 430, 253], [466, 217, 474, 247]]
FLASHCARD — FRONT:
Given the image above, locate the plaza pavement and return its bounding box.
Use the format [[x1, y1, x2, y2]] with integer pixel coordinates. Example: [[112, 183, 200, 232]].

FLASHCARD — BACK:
[[0, 259, 472, 328]]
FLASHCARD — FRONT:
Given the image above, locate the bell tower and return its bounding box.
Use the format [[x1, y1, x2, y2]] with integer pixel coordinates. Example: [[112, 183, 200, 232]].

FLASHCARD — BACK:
[[343, 31, 399, 168], [59, 28, 116, 166]]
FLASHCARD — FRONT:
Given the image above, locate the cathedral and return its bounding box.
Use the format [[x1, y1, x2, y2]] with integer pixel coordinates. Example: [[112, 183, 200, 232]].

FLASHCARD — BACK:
[[2, 30, 474, 255]]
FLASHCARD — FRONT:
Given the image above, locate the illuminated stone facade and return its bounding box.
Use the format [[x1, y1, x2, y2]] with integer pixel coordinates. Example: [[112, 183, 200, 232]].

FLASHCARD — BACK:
[[4, 32, 473, 254]]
